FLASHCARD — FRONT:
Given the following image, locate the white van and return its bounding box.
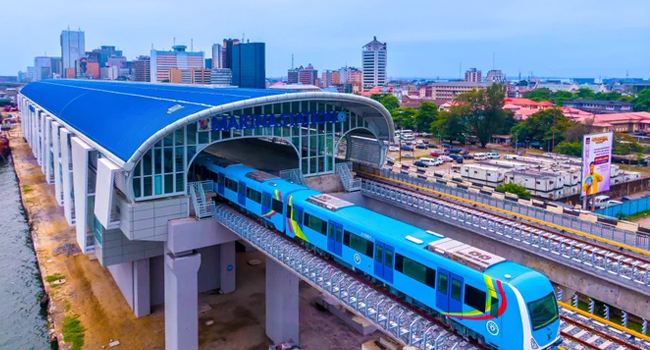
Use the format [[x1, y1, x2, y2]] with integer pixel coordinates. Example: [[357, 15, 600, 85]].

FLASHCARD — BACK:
[[505, 154, 518, 160], [487, 152, 500, 159], [592, 195, 611, 209], [419, 157, 442, 167], [474, 152, 488, 160]]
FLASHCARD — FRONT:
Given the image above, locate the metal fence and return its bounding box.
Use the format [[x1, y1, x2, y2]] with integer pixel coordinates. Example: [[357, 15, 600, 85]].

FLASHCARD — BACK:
[[596, 196, 650, 218], [379, 169, 650, 250]]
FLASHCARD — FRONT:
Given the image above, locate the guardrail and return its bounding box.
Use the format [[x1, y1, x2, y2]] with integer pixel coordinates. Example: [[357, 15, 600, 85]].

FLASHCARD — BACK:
[[379, 169, 650, 251], [362, 179, 650, 294], [188, 181, 213, 219], [213, 205, 475, 350]]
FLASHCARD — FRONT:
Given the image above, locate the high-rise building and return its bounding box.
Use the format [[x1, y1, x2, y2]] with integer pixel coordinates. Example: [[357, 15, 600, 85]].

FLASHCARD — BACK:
[[34, 57, 53, 81], [87, 45, 122, 67], [465, 68, 482, 82], [362, 36, 387, 91], [50, 57, 62, 76], [211, 44, 224, 69], [331, 70, 341, 85], [232, 42, 265, 89], [222, 39, 240, 69], [150, 45, 204, 82], [134, 56, 151, 82], [321, 70, 333, 87], [61, 29, 85, 78], [486, 69, 506, 83], [348, 67, 362, 85], [287, 64, 318, 85], [205, 58, 213, 69], [210, 68, 233, 85]]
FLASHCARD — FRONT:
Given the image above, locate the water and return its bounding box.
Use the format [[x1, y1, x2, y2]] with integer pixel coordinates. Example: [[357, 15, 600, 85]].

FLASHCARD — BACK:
[[0, 162, 50, 350]]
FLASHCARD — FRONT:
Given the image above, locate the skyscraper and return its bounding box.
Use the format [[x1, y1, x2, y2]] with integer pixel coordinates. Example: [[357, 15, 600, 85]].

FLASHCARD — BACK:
[[222, 39, 240, 69], [361, 36, 387, 91], [232, 42, 265, 89], [211, 44, 224, 69], [134, 56, 151, 82], [34, 57, 53, 81], [60, 29, 85, 78], [149, 45, 204, 82]]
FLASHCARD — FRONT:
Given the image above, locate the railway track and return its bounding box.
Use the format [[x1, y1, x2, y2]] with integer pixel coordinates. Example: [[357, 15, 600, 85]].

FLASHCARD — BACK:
[[559, 303, 650, 350], [357, 172, 650, 290]]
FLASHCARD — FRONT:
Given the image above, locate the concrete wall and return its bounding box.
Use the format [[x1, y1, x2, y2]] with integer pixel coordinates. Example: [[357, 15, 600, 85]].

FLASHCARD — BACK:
[[116, 195, 189, 241], [305, 173, 344, 193], [150, 255, 165, 306], [339, 191, 650, 320], [98, 227, 163, 266], [108, 261, 136, 309]]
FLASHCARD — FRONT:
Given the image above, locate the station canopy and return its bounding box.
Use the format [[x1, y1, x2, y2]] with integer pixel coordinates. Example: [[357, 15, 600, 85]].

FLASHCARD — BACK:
[[20, 80, 394, 170]]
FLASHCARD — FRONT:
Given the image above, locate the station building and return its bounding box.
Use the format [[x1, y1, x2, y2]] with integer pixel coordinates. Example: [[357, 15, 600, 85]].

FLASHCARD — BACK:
[[17, 79, 394, 349]]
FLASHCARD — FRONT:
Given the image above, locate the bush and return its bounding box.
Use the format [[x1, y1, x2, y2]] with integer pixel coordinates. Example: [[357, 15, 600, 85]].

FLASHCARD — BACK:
[[554, 141, 582, 157], [496, 182, 531, 199]]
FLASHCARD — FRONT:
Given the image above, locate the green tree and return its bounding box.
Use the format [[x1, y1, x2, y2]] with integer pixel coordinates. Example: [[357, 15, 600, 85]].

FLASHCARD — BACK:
[[633, 88, 650, 112], [496, 182, 531, 198], [563, 122, 587, 143], [432, 105, 468, 143], [510, 108, 572, 151], [391, 107, 417, 130], [415, 101, 439, 133], [523, 88, 552, 102], [371, 94, 400, 112], [554, 141, 582, 156], [614, 132, 644, 155], [575, 87, 595, 99], [553, 90, 574, 106], [457, 83, 508, 148]]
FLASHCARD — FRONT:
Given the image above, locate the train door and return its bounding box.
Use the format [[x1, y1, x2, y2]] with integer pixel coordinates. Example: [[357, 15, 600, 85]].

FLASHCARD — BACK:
[[262, 192, 272, 216], [436, 268, 464, 317], [327, 221, 343, 256], [373, 241, 394, 284], [217, 172, 225, 196], [237, 181, 247, 206]]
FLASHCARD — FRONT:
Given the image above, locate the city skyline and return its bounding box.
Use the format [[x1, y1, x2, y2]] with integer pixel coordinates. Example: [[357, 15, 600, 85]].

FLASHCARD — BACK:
[[3, 0, 650, 79]]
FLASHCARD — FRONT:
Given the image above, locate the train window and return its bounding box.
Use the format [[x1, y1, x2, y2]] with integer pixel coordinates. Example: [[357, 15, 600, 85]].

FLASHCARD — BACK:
[[271, 199, 283, 214], [451, 278, 462, 301], [384, 249, 393, 268], [343, 231, 373, 257], [437, 274, 448, 295], [395, 254, 435, 288], [490, 297, 499, 318], [464, 285, 487, 312], [286, 205, 293, 219], [225, 178, 238, 192], [375, 245, 383, 263], [295, 208, 303, 223], [217, 173, 224, 186], [246, 188, 261, 203], [304, 213, 326, 235]]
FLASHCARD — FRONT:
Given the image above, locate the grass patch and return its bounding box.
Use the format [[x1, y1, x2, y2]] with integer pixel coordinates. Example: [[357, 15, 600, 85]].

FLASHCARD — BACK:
[[44, 273, 65, 283], [62, 315, 85, 350], [21, 184, 33, 194], [25, 198, 35, 203], [65, 302, 71, 312], [622, 209, 650, 221]]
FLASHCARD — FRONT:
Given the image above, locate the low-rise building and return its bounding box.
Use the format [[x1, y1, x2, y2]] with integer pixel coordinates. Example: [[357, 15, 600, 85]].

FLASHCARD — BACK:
[[210, 68, 232, 85], [564, 99, 634, 114], [430, 81, 492, 100]]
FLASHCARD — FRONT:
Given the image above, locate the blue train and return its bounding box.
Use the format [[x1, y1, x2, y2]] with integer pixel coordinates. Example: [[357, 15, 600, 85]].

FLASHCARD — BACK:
[[194, 154, 562, 350]]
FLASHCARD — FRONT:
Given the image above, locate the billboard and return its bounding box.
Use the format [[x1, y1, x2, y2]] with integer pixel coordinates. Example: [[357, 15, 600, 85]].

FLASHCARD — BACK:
[[582, 132, 613, 197]]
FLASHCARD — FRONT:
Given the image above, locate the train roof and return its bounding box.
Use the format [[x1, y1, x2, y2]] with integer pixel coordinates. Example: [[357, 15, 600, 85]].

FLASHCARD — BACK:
[[483, 260, 538, 284]]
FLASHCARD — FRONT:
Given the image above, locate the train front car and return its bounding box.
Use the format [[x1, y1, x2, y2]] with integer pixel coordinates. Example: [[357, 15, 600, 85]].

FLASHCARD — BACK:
[[484, 262, 561, 350]]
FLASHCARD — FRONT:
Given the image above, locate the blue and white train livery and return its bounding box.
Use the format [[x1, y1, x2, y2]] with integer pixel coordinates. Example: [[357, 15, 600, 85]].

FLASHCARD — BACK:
[[193, 153, 562, 350]]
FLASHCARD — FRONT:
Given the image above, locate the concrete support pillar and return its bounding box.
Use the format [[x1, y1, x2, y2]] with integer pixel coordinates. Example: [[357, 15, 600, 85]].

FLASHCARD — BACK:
[[134, 259, 151, 318], [219, 241, 236, 294], [165, 250, 201, 350], [266, 258, 299, 345]]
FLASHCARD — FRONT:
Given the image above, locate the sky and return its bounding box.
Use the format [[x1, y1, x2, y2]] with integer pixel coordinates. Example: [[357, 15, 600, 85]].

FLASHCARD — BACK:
[[3, 0, 650, 79]]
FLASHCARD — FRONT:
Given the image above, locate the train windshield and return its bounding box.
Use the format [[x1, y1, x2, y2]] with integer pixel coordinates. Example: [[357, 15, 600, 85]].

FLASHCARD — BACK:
[[527, 293, 559, 331]]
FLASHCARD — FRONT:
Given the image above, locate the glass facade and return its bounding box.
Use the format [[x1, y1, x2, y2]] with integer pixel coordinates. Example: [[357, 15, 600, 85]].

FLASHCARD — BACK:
[[232, 43, 265, 89], [129, 101, 376, 201]]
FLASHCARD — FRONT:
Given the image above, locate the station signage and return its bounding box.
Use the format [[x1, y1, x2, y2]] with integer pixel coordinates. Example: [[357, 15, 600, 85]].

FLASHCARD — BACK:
[[198, 111, 348, 132]]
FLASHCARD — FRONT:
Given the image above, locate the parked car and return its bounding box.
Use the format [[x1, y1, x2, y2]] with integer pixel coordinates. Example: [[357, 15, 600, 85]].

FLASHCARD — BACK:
[[419, 157, 443, 167], [621, 196, 634, 202], [450, 147, 463, 154], [592, 195, 611, 209], [422, 139, 430, 144], [439, 155, 453, 162], [389, 146, 399, 152], [414, 160, 428, 168], [421, 132, 430, 137], [427, 143, 438, 148], [430, 151, 442, 157], [455, 156, 464, 164], [416, 144, 428, 149], [442, 143, 452, 148], [386, 156, 396, 163], [603, 200, 623, 208], [402, 153, 414, 158], [401, 144, 414, 151], [463, 154, 474, 160]]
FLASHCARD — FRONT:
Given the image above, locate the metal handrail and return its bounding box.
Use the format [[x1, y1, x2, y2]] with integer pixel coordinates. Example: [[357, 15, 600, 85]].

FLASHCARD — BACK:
[[212, 205, 476, 350]]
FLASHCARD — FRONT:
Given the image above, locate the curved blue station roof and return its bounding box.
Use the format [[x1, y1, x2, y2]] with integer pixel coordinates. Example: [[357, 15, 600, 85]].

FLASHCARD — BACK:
[[20, 80, 297, 163]]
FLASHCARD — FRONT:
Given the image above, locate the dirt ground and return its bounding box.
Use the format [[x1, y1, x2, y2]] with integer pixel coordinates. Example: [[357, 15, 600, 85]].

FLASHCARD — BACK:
[[9, 124, 166, 350], [9, 122, 381, 350]]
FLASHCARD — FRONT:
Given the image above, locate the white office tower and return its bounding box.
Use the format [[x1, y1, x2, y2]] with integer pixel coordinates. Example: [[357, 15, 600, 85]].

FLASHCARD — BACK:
[[362, 36, 387, 91]]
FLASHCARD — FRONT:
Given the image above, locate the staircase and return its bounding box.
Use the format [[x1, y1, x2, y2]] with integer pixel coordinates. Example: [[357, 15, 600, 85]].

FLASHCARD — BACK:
[[335, 162, 361, 192], [188, 181, 213, 219], [279, 168, 306, 186]]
